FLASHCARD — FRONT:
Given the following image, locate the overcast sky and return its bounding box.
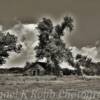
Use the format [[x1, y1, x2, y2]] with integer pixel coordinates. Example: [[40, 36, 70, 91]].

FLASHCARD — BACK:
[[0, 0, 100, 48]]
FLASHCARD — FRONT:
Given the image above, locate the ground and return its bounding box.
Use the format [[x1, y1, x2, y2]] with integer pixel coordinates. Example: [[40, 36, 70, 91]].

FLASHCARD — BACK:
[[0, 74, 100, 100]]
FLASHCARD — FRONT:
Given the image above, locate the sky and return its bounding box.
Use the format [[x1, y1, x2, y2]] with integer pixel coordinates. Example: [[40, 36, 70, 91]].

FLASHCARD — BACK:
[[0, 0, 100, 68], [0, 0, 99, 47]]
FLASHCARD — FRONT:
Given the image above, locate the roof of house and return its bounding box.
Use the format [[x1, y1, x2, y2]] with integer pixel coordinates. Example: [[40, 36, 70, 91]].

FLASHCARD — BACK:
[[24, 62, 47, 71]]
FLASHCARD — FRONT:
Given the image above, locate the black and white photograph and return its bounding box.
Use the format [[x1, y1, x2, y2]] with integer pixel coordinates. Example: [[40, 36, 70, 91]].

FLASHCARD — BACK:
[[0, 0, 100, 100]]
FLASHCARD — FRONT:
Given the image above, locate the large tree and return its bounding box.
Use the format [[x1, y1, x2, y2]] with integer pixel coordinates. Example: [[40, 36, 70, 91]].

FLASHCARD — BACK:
[[0, 32, 22, 65], [35, 16, 74, 76]]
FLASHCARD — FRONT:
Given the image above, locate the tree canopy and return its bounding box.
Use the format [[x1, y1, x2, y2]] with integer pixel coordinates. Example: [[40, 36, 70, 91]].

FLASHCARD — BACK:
[[0, 32, 22, 65], [35, 16, 74, 75]]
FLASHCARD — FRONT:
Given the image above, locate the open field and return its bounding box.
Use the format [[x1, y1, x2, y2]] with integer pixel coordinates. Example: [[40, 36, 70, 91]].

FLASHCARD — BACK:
[[0, 74, 100, 100]]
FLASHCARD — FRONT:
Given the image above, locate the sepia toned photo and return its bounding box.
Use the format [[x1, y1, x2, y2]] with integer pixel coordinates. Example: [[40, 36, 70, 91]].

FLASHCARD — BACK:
[[0, 0, 100, 100]]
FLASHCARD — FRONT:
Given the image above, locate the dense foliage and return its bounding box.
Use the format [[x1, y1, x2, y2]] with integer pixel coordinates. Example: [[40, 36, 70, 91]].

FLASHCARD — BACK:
[[35, 16, 74, 75], [0, 32, 22, 65]]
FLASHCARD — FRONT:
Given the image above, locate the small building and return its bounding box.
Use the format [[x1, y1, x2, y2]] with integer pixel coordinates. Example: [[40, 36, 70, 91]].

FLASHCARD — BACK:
[[23, 62, 46, 76]]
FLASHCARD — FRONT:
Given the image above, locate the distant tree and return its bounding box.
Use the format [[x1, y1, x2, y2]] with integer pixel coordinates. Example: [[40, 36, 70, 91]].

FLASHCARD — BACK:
[[85, 58, 92, 67], [75, 54, 94, 78], [76, 54, 82, 60], [76, 54, 92, 67], [0, 32, 22, 65], [35, 16, 74, 76]]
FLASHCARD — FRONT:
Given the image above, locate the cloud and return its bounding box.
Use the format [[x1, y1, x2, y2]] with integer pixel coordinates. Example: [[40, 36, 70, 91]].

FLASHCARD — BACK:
[[1, 23, 39, 68], [70, 45, 100, 62], [59, 61, 76, 70], [81, 46, 98, 62]]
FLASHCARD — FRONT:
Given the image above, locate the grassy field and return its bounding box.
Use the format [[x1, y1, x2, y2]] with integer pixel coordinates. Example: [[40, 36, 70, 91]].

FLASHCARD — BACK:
[[0, 74, 100, 100]]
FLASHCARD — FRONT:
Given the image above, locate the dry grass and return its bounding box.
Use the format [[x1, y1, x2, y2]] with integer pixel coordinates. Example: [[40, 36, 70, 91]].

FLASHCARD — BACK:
[[0, 74, 100, 100]]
